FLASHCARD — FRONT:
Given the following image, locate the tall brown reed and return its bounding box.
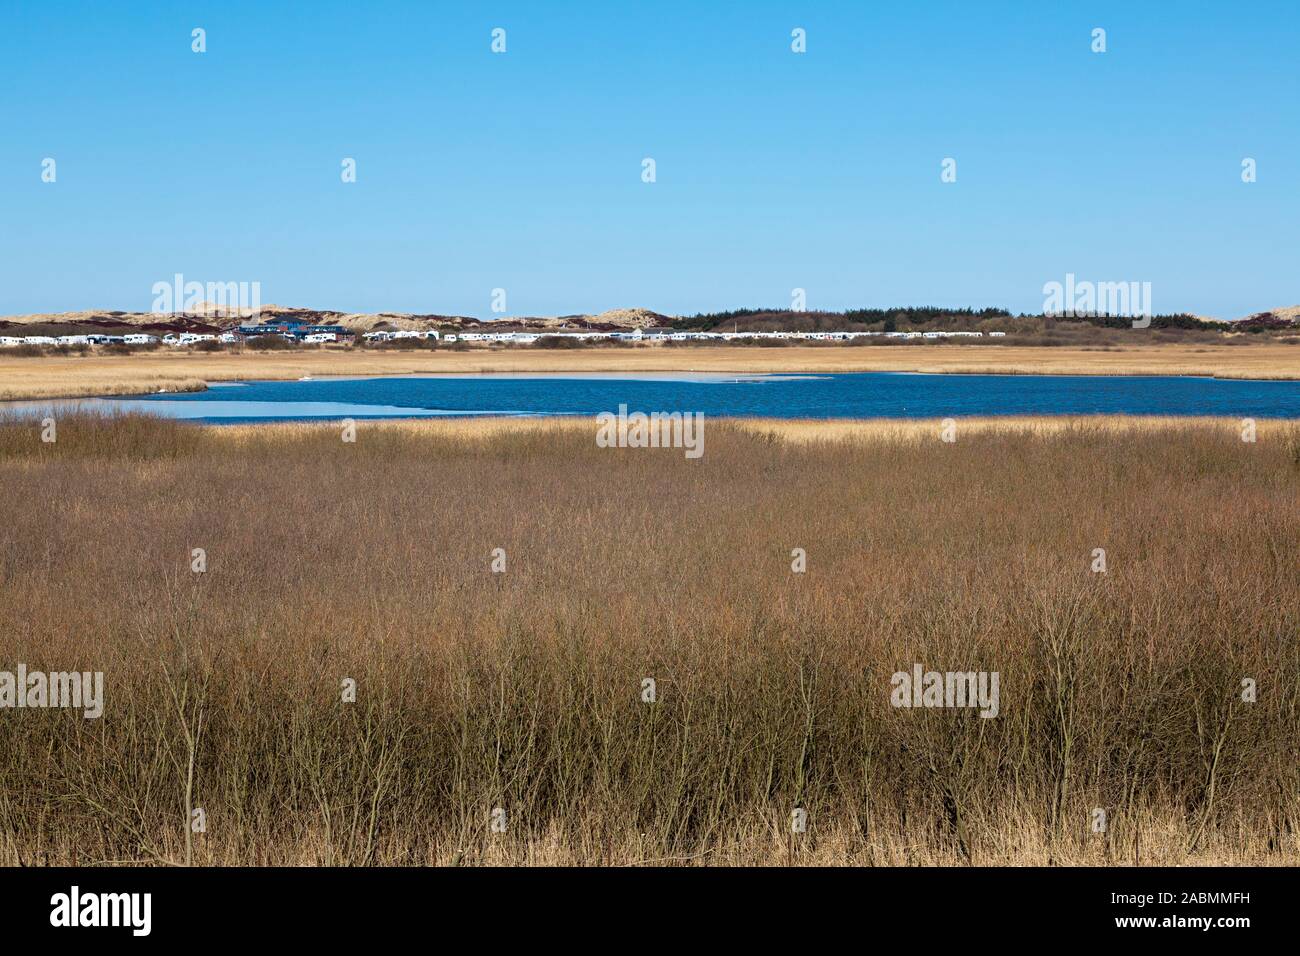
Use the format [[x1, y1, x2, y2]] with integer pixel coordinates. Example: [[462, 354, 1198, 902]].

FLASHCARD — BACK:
[[0, 412, 1295, 865]]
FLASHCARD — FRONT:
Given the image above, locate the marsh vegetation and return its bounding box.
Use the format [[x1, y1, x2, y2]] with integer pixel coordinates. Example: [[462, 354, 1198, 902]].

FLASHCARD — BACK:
[[0, 413, 1295, 865]]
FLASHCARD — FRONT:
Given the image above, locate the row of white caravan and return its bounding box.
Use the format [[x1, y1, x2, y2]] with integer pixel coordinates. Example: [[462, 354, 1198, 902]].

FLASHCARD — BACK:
[[360, 329, 549, 344], [361, 328, 1008, 344], [0, 333, 169, 347], [0, 331, 241, 348], [363, 329, 448, 342], [2, 328, 1010, 349]]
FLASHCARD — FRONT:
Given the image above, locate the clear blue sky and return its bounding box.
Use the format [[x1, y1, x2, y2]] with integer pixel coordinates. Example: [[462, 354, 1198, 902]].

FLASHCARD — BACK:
[[1, 0, 1296, 319]]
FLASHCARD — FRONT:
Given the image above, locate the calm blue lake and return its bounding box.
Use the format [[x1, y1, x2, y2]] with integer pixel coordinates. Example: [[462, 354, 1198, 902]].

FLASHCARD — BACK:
[[13, 372, 1300, 422]]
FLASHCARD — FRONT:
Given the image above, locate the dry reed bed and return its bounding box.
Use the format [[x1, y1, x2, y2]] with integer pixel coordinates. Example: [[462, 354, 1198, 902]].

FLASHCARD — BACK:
[[0, 413, 1297, 866]]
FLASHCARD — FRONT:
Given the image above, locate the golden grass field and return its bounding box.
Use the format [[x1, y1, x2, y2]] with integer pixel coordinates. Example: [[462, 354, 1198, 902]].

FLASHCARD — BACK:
[[0, 412, 1296, 866], [0, 341, 1296, 400]]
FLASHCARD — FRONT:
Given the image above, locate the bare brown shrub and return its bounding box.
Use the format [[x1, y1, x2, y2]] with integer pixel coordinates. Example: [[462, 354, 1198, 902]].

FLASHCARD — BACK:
[[0, 413, 1295, 865]]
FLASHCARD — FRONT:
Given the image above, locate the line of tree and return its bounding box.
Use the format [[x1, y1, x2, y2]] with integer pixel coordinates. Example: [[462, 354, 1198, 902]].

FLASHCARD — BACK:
[[671, 307, 1270, 333], [673, 306, 1012, 331]]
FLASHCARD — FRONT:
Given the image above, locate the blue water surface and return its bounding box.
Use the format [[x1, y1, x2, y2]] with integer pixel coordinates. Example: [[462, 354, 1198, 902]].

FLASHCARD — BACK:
[[12, 371, 1300, 422]]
